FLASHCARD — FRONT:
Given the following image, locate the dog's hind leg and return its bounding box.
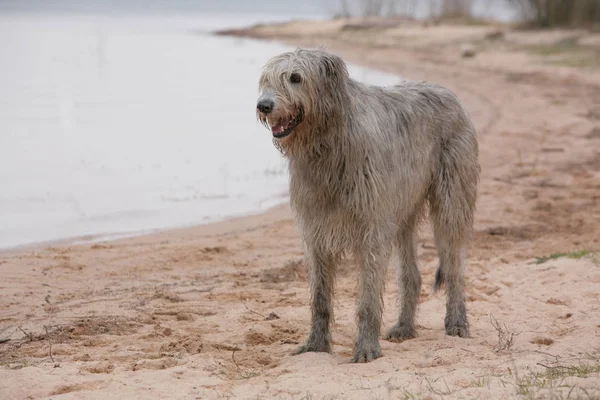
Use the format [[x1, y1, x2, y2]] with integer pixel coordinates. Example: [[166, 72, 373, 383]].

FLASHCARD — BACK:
[[385, 212, 421, 342], [429, 133, 479, 338]]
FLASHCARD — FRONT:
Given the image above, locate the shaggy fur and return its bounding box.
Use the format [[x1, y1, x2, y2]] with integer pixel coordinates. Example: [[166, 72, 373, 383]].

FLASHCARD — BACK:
[[256, 48, 480, 363]]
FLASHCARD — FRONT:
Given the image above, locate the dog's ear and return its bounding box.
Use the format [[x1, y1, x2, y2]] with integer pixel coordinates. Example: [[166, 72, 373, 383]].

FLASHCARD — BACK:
[[320, 53, 348, 82]]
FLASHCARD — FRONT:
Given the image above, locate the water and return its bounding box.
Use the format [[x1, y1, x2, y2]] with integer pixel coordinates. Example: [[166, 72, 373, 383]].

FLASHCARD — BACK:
[[0, 13, 402, 249]]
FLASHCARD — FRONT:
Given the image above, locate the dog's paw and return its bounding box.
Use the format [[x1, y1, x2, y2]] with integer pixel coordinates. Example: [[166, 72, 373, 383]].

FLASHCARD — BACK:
[[384, 323, 417, 343], [445, 323, 470, 338], [351, 342, 382, 363], [292, 340, 331, 355]]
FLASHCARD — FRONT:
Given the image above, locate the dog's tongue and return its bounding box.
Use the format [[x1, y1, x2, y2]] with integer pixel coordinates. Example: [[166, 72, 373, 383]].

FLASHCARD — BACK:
[[271, 124, 285, 134]]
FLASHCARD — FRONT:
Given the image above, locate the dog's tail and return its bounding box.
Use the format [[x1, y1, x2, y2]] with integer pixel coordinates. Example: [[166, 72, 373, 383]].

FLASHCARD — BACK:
[[428, 96, 480, 295]]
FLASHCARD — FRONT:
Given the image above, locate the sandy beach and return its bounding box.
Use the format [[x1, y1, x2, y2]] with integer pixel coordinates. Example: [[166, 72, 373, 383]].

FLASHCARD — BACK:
[[1, 18, 600, 399]]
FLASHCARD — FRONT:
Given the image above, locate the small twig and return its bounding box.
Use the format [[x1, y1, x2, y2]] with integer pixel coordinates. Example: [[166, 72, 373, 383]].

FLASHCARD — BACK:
[[0, 338, 11, 344], [533, 349, 559, 358], [536, 362, 577, 370], [243, 303, 266, 319], [17, 326, 33, 341], [231, 346, 241, 370], [43, 325, 54, 363]]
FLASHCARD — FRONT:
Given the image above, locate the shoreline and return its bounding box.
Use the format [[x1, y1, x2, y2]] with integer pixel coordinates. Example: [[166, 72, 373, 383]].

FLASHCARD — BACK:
[[2, 17, 599, 400], [0, 201, 293, 256]]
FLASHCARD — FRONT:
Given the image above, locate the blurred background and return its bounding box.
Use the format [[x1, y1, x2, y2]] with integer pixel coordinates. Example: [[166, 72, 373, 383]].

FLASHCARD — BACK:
[[1, 0, 598, 249]]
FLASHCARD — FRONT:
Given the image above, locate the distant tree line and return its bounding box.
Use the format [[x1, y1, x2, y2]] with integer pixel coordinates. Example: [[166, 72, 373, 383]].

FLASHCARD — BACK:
[[507, 0, 600, 27], [332, 0, 600, 27]]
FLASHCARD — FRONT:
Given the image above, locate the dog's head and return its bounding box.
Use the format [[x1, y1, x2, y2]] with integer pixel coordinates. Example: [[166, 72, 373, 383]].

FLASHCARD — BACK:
[[257, 49, 349, 154]]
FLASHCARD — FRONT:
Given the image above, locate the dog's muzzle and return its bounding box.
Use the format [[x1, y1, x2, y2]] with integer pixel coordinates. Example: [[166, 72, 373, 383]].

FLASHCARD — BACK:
[[270, 109, 303, 139]]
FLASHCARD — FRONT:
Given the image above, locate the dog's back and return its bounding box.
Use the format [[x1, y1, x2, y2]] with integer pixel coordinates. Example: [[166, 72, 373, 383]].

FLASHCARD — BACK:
[[290, 78, 478, 250]]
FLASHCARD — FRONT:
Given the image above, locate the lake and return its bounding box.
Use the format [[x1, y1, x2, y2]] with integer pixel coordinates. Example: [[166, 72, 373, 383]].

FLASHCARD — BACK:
[[0, 12, 401, 249]]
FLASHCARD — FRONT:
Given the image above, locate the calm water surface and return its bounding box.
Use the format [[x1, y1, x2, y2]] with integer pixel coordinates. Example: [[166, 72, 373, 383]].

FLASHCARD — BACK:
[[0, 13, 401, 249]]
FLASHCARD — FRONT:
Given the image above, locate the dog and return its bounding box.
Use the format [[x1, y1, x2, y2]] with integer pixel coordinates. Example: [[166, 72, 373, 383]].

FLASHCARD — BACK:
[[256, 48, 479, 362]]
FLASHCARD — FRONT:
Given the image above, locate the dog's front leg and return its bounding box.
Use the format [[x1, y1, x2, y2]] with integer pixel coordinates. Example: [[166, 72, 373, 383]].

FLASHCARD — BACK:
[[353, 243, 391, 363], [294, 244, 338, 355]]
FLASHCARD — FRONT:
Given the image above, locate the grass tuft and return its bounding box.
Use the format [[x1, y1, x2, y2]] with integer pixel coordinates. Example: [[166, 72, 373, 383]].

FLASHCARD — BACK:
[[513, 361, 600, 399], [534, 249, 592, 265]]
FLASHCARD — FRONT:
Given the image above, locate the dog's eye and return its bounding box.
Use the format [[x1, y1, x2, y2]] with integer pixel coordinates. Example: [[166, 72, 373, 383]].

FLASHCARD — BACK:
[[290, 73, 302, 84]]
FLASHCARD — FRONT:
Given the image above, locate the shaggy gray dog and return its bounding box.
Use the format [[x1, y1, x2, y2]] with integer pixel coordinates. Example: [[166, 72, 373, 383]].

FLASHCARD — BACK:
[[256, 48, 479, 363]]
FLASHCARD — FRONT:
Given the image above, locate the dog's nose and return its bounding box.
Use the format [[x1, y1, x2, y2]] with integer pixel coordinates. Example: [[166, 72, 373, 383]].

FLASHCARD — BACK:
[[257, 99, 274, 114]]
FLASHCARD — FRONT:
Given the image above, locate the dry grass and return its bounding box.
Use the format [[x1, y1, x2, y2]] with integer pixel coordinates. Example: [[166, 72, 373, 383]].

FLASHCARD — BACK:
[[512, 361, 600, 399], [490, 314, 520, 352]]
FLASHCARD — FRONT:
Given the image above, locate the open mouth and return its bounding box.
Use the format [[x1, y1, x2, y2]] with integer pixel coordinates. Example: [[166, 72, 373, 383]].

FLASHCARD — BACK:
[[270, 109, 303, 139]]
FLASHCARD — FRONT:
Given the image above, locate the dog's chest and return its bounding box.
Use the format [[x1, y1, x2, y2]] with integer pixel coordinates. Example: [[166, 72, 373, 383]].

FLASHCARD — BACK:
[[289, 158, 373, 216]]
